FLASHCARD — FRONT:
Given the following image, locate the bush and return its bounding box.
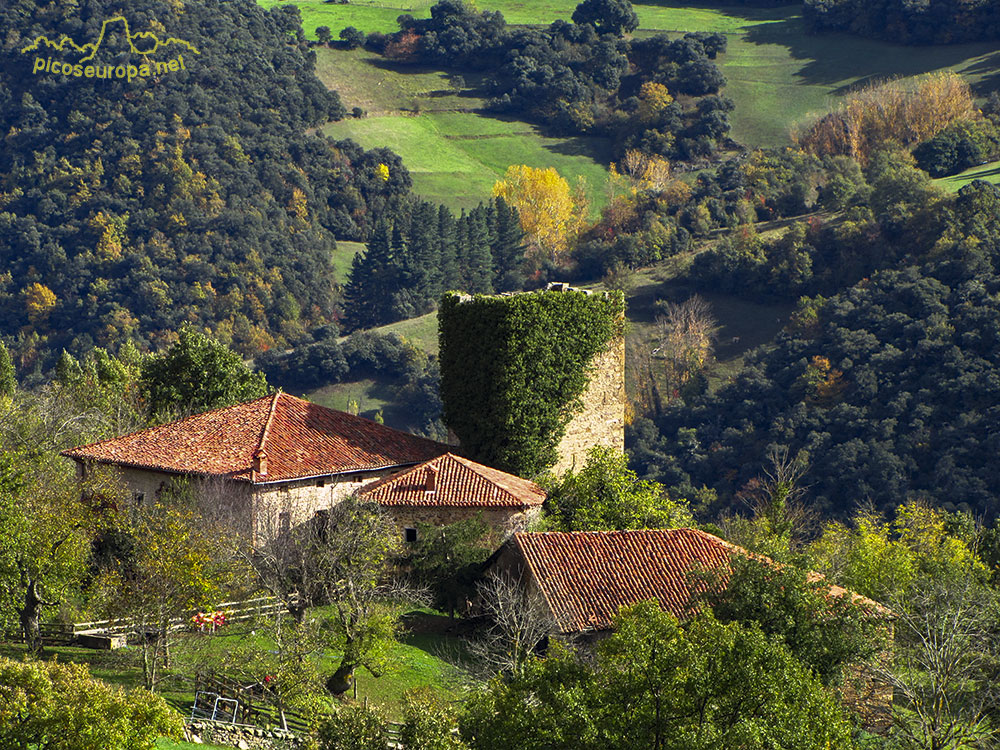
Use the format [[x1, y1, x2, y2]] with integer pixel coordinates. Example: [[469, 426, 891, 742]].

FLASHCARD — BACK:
[[317, 705, 390, 750]]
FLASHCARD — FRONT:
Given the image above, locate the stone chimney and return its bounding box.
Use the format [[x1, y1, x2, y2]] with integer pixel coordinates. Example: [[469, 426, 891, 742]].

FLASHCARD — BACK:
[[425, 464, 439, 492], [253, 449, 268, 477]]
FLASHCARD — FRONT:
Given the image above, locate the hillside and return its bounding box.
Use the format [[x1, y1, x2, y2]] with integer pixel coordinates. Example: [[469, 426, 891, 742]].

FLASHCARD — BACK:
[[0, 0, 413, 364]]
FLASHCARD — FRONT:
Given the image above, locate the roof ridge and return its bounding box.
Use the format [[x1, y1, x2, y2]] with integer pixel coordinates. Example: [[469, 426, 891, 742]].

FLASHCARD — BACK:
[[257, 390, 281, 456]]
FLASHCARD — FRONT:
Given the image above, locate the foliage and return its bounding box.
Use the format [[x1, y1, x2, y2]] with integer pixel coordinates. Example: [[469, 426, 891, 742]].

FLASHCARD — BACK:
[[140, 326, 270, 416], [913, 118, 1000, 178], [571, 0, 639, 36], [460, 602, 855, 750], [797, 74, 976, 165], [438, 289, 624, 476], [492, 166, 579, 264], [697, 554, 888, 686], [0, 656, 182, 750], [0, 392, 126, 653], [92, 487, 244, 690], [803, 0, 1000, 43], [882, 578, 1000, 750], [341, 198, 521, 331], [541, 447, 692, 531], [317, 704, 390, 750], [388, 2, 730, 163], [400, 688, 467, 750], [407, 517, 493, 618], [636, 180, 1000, 518], [807, 503, 988, 604], [0, 0, 419, 362]]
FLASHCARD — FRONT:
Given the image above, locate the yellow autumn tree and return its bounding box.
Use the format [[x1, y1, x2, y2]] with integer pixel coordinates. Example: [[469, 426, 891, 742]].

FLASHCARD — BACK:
[[24, 283, 57, 324], [492, 165, 577, 262]]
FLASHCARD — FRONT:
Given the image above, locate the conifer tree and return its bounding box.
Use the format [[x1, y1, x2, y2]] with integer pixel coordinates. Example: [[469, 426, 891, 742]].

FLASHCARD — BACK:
[[490, 197, 527, 291], [0, 342, 15, 399], [438, 205, 460, 294]]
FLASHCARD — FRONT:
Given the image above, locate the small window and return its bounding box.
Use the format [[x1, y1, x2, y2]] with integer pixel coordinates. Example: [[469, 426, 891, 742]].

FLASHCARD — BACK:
[[133, 491, 145, 507], [315, 478, 326, 488], [404, 527, 418, 543], [279, 512, 291, 535]]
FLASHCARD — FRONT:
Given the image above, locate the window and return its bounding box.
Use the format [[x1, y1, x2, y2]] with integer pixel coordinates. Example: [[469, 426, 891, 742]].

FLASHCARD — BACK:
[[316, 478, 325, 488], [133, 491, 145, 507], [279, 512, 291, 535], [404, 527, 418, 543]]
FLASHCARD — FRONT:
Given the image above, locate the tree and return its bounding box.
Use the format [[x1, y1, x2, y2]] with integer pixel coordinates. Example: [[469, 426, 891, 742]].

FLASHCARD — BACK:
[[571, 0, 639, 36], [93, 488, 244, 690], [460, 602, 855, 750], [340, 26, 366, 49], [696, 553, 888, 687], [0, 656, 182, 750], [316, 25, 332, 45], [653, 295, 717, 403], [881, 578, 1000, 750], [492, 165, 578, 264], [139, 326, 270, 416], [542, 447, 692, 532], [408, 517, 493, 618], [470, 571, 562, 678]]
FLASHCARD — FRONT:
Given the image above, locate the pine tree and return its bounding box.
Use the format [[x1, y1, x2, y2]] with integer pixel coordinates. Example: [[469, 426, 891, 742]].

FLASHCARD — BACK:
[[491, 197, 527, 291], [437, 205, 460, 294], [342, 219, 397, 330], [465, 204, 494, 294]]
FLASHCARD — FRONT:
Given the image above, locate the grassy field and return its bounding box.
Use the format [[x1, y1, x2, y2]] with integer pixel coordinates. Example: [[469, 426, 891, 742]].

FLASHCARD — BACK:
[[934, 158, 1000, 192], [318, 49, 612, 213]]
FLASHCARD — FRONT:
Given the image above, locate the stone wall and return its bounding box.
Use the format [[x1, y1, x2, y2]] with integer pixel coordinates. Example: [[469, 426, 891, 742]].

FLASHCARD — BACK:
[[551, 334, 626, 475], [185, 720, 304, 750], [386, 505, 542, 544]]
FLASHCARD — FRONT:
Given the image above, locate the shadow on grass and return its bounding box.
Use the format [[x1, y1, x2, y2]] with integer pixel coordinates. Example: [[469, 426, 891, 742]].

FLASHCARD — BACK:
[[739, 16, 1000, 91], [636, 0, 797, 26]]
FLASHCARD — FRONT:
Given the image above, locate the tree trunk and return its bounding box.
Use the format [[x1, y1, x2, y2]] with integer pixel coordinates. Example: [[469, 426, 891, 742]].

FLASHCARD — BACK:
[[20, 579, 45, 656], [326, 657, 356, 695]]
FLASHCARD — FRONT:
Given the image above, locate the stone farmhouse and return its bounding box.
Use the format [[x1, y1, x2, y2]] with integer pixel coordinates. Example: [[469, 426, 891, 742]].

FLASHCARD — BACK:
[[61, 392, 543, 544], [487, 528, 893, 730]]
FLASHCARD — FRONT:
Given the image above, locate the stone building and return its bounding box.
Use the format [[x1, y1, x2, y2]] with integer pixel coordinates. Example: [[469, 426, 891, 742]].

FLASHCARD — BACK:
[[62, 392, 547, 544], [357, 452, 545, 542], [62, 392, 451, 544], [486, 528, 893, 730]]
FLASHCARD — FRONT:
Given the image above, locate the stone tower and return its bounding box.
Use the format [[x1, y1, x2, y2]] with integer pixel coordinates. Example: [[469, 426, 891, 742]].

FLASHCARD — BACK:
[[438, 283, 625, 478]]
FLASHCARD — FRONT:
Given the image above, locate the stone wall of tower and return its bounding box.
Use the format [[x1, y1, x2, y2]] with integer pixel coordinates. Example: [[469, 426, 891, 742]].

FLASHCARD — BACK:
[[550, 333, 626, 475]]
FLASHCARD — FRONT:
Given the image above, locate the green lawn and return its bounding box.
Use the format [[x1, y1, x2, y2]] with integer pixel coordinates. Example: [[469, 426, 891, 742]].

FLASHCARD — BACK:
[[934, 159, 1000, 192], [333, 240, 364, 282]]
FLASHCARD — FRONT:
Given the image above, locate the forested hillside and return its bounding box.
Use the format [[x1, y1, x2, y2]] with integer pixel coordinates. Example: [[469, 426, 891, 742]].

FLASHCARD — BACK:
[[632, 178, 1000, 519], [0, 0, 413, 367]]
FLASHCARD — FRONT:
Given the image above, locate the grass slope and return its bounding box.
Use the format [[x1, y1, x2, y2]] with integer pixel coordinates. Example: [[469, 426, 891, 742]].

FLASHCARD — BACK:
[[934, 159, 1000, 192], [318, 49, 612, 213]]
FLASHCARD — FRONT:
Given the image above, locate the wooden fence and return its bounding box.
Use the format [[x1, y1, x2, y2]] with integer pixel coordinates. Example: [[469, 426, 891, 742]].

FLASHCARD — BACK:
[[38, 596, 286, 646]]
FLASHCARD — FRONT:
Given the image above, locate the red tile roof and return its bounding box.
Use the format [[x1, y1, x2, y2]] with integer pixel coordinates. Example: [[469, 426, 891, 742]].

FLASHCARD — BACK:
[[358, 453, 546, 508], [61, 393, 449, 483], [503, 529, 886, 633]]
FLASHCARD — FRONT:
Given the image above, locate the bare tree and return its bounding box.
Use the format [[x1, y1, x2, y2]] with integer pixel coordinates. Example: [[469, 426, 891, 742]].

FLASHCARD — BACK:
[[469, 571, 563, 678], [653, 295, 717, 402], [880, 577, 1000, 750]]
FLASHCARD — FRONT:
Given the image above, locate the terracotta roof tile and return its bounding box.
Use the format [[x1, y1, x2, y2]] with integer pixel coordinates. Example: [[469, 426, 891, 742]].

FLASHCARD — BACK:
[[506, 529, 886, 633], [61, 393, 449, 483], [358, 453, 546, 508]]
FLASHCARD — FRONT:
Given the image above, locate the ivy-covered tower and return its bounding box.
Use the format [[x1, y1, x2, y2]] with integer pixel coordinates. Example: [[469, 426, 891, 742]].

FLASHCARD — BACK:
[[438, 283, 625, 478]]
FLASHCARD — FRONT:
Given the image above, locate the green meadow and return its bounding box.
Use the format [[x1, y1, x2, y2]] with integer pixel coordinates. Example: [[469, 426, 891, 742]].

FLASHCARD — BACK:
[[934, 158, 1000, 192]]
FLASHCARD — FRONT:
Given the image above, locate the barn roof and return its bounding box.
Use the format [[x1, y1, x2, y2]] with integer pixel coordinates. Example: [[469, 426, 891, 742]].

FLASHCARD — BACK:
[[500, 528, 887, 633]]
